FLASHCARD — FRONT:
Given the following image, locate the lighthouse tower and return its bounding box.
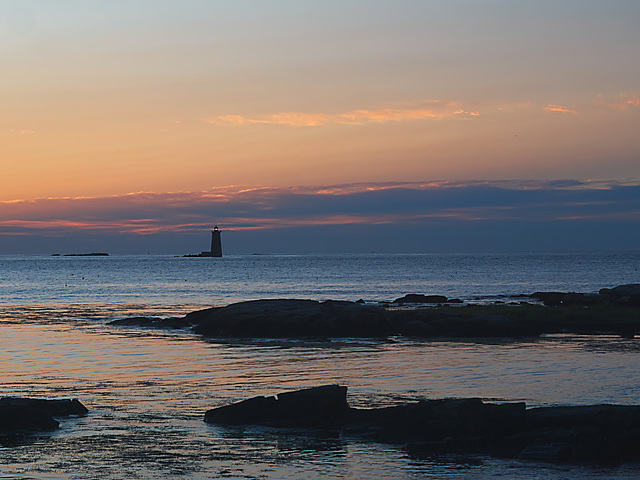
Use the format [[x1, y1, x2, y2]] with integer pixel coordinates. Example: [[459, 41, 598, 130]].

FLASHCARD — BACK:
[[210, 226, 222, 257]]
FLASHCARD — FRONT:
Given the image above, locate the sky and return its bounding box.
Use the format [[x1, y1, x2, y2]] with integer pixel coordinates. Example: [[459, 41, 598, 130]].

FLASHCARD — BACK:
[[1, 1, 639, 253]]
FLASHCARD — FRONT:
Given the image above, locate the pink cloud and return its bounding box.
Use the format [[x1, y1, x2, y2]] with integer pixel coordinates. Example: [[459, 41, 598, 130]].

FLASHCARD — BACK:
[[204, 102, 480, 127], [0, 180, 637, 238], [543, 104, 578, 114]]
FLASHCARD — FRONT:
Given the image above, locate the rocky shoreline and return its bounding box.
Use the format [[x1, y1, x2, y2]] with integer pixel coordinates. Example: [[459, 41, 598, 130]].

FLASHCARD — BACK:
[[110, 283, 640, 339], [205, 385, 640, 466], [7, 388, 640, 467]]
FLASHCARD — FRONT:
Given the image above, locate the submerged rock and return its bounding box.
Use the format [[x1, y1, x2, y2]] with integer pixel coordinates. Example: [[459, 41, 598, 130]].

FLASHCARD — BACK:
[[0, 398, 88, 433], [109, 316, 191, 329], [205, 385, 640, 466]]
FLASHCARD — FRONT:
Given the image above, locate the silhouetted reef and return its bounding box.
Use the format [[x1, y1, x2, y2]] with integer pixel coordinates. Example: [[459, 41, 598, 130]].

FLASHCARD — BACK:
[[205, 385, 640, 466], [0, 398, 88, 433], [109, 283, 640, 339]]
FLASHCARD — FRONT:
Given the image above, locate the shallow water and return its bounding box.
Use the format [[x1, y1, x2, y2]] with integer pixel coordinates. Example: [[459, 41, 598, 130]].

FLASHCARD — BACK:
[[2, 318, 640, 479], [1, 252, 640, 478]]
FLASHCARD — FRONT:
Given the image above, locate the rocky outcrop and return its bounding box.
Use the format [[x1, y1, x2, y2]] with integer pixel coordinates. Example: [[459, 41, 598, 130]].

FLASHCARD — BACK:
[[190, 300, 397, 338], [532, 284, 640, 307], [599, 284, 640, 307], [105, 284, 640, 339], [391, 309, 536, 338], [0, 398, 88, 432], [393, 294, 449, 304], [530, 292, 599, 307], [393, 294, 463, 304], [187, 299, 539, 339], [205, 385, 349, 427], [204, 386, 640, 466]]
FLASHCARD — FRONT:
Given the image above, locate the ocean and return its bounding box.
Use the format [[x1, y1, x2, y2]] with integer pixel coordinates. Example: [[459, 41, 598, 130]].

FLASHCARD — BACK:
[[1, 252, 640, 479]]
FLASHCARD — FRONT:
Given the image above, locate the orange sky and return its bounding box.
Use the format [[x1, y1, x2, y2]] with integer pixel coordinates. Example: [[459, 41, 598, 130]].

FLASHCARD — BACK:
[[2, 1, 639, 204]]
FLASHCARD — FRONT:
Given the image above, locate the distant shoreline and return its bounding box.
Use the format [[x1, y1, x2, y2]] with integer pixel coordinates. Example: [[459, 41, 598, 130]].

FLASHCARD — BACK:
[[51, 252, 110, 257]]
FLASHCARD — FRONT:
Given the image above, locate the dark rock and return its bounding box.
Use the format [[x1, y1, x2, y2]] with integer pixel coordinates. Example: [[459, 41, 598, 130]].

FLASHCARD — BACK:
[[0, 397, 88, 416], [181, 282, 640, 340], [531, 292, 596, 307], [526, 404, 640, 432], [400, 320, 437, 337], [483, 402, 527, 435], [427, 314, 532, 338], [205, 385, 349, 427], [191, 299, 395, 338], [277, 384, 350, 426], [109, 316, 158, 327], [599, 284, 640, 307], [204, 385, 640, 466], [0, 398, 88, 433], [204, 395, 278, 425], [393, 294, 449, 304], [0, 407, 59, 432], [599, 284, 640, 297], [567, 432, 619, 465]]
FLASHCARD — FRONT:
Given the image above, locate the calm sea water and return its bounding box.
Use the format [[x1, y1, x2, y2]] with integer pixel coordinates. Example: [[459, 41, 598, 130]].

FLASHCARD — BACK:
[[1, 252, 639, 306], [1, 252, 640, 479]]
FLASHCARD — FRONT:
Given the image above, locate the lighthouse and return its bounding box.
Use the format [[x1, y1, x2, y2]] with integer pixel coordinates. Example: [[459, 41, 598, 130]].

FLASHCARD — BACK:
[[210, 226, 222, 257]]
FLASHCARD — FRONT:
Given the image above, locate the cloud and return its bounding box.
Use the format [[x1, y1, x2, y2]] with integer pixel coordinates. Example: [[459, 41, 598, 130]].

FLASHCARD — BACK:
[[543, 104, 578, 114], [204, 95, 640, 129], [204, 102, 480, 127], [1, 179, 638, 233], [1, 180, 638, 253], [597, 93, 640, 111], [9, 129, 36, 135]]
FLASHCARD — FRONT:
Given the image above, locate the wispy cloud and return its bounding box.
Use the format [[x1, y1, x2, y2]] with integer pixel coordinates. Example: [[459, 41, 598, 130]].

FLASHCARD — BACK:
[[543, 104, 578, 114], [9, 129, 36, 135], [1, 180, 638, 239], [597, 93, 640, 111], [204, 94, 640, 129], [205, 102, 481, 127]]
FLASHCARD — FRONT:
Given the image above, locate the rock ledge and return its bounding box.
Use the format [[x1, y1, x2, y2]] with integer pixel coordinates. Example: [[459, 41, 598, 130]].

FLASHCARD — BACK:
[[205, 385, 640, 466]]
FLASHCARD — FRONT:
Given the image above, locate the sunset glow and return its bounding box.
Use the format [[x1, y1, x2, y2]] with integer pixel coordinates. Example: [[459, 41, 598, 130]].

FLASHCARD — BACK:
[[1, 1, 639, 252]]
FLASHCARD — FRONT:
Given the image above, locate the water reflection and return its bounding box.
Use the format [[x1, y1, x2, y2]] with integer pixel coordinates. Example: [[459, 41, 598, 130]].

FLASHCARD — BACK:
[[2, 315, 640, 478]]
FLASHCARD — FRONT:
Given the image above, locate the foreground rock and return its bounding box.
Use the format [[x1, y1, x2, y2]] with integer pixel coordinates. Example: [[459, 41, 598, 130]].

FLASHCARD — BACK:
[[0, 398, 88, 432], [205, 384, 349, 427], [205, 385, 640, 466]]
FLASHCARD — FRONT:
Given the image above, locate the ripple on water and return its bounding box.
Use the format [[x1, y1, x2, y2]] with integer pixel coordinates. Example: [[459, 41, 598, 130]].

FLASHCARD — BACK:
[[2, 310, 640, 478]]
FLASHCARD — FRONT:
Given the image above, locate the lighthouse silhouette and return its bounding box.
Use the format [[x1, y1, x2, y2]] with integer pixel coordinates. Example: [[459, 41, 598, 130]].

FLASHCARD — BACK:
[[210, 226, 222, 257]]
